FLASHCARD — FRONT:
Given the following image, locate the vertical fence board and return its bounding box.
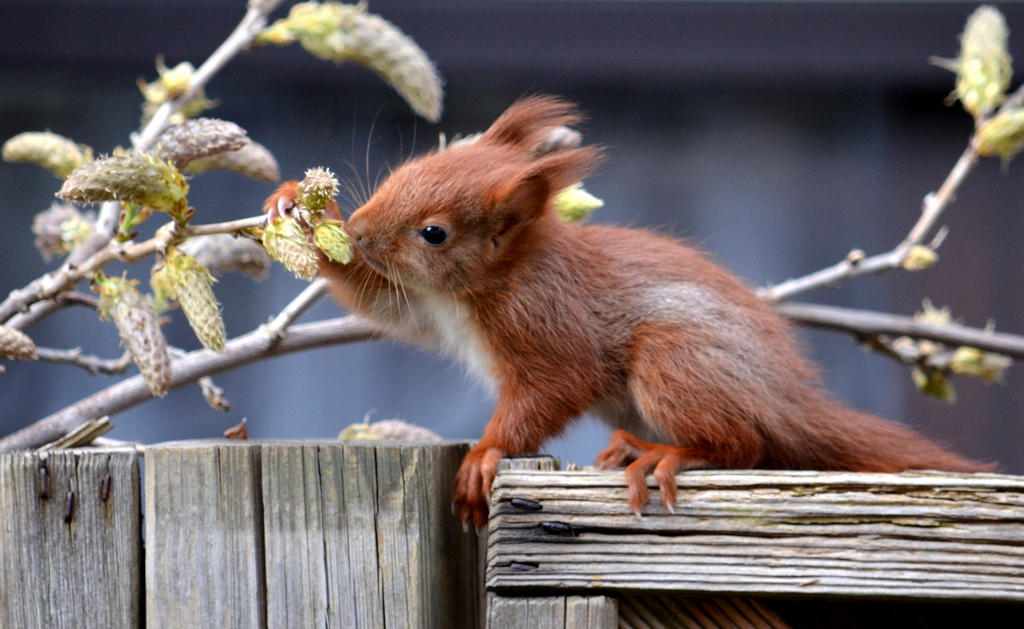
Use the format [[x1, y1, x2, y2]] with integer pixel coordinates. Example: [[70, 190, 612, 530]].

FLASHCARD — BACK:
[[0, 449, 141, 629], [145, 441, 265, 629], [566, 596, 619, 629], [261, 441, 481, 629], [487, 594, 567, 629]]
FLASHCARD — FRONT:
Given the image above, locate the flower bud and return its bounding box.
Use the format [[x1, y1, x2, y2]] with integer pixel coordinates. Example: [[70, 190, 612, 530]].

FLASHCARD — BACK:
[[914, 299, 953, 326], [940, 6, 1013, 118], [553, 183, 604, 222], [901, 245, 939, 271], [154, 118, 250, 169], [185, 140, 281, 183], [976, 108, 1024, 161], [911, 366, 956, 403], [0, 326, 37, 360], [297, 167, 339, 212], [2, 131, 92, 179], [257, 1, 444, 122], [949, 346, 1012, 382], [313, 218, 353, 264], [262, 216, 320, 280], [162, 250, 227, 352], [138, 58, 215, 124], [96, 275, 172, 397], [58, 153, 189, 215]]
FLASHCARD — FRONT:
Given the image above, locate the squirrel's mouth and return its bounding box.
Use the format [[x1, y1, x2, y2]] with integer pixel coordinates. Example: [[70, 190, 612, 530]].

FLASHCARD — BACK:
[[359, 251, 395, 280]]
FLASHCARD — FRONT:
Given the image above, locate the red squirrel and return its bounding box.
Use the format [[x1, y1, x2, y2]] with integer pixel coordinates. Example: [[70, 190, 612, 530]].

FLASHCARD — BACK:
[[265, 96, 990, 528]]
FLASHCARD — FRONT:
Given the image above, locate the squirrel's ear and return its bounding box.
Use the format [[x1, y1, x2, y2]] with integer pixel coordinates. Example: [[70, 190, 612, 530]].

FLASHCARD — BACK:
[[491, 173, 550, 248]]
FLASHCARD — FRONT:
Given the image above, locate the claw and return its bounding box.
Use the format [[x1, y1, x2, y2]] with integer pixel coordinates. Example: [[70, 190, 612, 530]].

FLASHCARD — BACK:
[[595, 430, 709, 516]]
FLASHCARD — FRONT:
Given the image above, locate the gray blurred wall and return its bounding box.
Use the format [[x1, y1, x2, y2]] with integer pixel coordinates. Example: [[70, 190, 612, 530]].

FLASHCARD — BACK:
[[2, 0, 1022, 472]]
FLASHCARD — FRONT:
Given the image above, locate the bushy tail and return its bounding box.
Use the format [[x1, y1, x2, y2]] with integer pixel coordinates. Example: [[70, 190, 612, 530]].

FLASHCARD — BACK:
[[769, 396, 994, 473]]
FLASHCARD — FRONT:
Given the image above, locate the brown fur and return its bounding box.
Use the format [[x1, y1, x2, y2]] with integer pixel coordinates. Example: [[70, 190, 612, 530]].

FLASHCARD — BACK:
[[265, 96, 991, 528]]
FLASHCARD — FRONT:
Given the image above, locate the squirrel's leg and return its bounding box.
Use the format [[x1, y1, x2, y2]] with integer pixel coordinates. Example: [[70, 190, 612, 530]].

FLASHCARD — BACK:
[[455, 382, 582, 529], [596, 323, 766, 516]]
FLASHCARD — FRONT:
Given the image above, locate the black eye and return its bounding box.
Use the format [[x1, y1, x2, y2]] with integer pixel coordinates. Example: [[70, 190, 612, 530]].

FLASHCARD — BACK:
[[419, 225, 448, 245]]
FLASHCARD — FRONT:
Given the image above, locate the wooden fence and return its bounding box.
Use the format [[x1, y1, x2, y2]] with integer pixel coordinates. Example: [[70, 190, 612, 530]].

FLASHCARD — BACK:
[[2, 440, 1023, 628]]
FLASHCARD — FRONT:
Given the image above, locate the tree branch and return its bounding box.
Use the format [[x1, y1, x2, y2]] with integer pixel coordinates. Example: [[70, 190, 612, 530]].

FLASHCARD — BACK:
[[34, 348, 133, 375], [0, 315, 379, 453], [1, 215, 265, 328], [760, 145, 979, 302], [263, 277, 328, 339], [777, 302, 1024, 358]]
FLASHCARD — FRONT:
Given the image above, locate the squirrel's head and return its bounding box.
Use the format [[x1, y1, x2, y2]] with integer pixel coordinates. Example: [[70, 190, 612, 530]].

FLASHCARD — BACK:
[[345, 95, 601, 295]]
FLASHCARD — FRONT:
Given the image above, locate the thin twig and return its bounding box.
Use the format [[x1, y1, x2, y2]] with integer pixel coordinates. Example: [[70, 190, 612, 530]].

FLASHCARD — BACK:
[[777, 302, 1024, 358], [6, 291, 100, 332], [263, 277, 329, 340], [1, 214, 265, 328], [0, 315, 380, 453], [761, 145, 980, 302], [34, 348, 133, 375]]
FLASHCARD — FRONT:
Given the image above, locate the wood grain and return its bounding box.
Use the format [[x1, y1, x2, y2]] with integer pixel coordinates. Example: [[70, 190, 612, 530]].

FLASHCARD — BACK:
[[486, 469, 1024, 601], [0, 449, 141, 629], [261, 440, 481, 629], [145, 440, 266, 629], [487, 594, 616, 629]]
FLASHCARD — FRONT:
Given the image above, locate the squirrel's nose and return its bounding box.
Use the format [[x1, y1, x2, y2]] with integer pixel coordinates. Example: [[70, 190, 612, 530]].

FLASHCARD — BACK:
[[345, 222, 364, 245]]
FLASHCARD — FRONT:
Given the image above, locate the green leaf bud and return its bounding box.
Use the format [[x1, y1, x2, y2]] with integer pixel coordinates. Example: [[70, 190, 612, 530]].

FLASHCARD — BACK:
[[58, 153, 189, 215], [313, 218, 353, 264], [95, 275, 172, 397], [553, 183, 604, 222], [262, 216, 320, 280], [297, 167, 340, 212], [257, 1, 444, 122]]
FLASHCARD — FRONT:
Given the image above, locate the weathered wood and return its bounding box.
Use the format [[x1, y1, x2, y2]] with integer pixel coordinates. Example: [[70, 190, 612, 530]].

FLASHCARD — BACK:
[[145, 440, 265, 629], [486, 469, 1024, 601], [565, 595, 618, 628], [0, 449, 141, 629], [261, 441, 481, 629], [487, 594, 616, 629]]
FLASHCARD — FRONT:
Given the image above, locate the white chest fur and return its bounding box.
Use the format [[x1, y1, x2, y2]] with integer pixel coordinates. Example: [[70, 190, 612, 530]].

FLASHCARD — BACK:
[[413, 293, 498, 394]]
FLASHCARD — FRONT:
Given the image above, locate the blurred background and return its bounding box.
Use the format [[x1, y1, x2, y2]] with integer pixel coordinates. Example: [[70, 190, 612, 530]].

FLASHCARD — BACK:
[[2, 0, 1023, 473]]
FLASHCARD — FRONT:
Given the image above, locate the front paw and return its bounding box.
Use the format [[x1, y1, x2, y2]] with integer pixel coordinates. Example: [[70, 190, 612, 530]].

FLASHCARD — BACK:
[[453, 445, 505, 530]]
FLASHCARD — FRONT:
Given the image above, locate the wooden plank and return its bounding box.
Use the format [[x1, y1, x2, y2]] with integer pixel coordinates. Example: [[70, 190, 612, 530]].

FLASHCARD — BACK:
[[565, 595, 618, 629], [486, 469, 1024, 601], [487, 594, 566, 629], [145, 441, 265, 629], [261, 441, 481, 628], [0, 449, 141, 629]]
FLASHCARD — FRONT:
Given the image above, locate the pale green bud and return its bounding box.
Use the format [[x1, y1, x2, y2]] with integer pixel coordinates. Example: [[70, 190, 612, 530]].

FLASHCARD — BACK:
[[976, 108, 1024, 162], [949, 346, 1012, 382], [163, 250, 227, 353], [257, 2, 444, 122], [95, 275, 172, 397], [297, 167, 340, 212], [912, 366, 956, 403], [58, 153, 189, 216], [313, 218, 353, 264], [31, 203, 95, 261], [935, 6, 1013, 118], [262, 216, 320, 280], [2, 131, 93, 179], [901, 245, 939, 271], [553, 183, 604, 222]]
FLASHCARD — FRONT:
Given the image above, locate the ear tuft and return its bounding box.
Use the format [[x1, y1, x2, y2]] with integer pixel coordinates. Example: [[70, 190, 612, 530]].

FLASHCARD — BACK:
[[481, 95, 585, 150]]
